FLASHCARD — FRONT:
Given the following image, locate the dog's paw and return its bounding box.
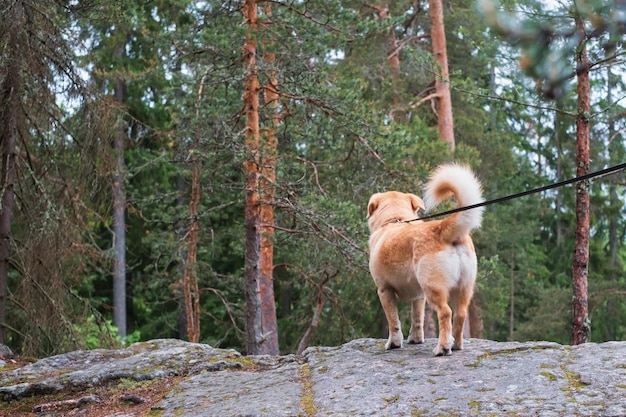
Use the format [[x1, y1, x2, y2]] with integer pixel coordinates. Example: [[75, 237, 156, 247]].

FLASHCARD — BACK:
[[385, 339, 402, 350], [407, 337, 424, 345], [434, 346, 452, 356], [433, 335, 455, 356], [408, 326, 424, 345]]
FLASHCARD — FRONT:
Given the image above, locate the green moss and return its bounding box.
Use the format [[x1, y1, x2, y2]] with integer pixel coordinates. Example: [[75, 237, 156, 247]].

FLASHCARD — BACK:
[[203, 355, 263, 372], [561, 368, 588, 391], [539, 372, 557, 381], [383, 394, 400, 403], [0, 387, 91, 414], [469, 345, 557, 368], [115, 378, 154, 391], [299, 363, 316, 416], [225, 356, 259, 371]]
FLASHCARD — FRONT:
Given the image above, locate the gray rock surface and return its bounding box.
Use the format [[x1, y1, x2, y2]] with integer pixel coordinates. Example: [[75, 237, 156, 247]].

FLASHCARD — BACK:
[[1, 338, 626, 416]]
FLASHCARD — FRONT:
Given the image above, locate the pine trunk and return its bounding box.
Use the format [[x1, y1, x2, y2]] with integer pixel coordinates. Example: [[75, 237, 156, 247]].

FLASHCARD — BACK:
[[606, 50, 617, 341], [259, 2, 280, 354], [509, 247, 515, 341], [113, 73, 127, 340], [181, 75, 206, 343], [424, 305, 436, 338], [0, 0, 24, 345], [469, 300, 483, 338], [183, 156, 201, 343], [243, 0, 279, 355], [555, 99, 566, 246], [176, 174, 188, 340], [571, 16, 590, 345], [428, 0, 455, 151], [174, 60, 188, 340]]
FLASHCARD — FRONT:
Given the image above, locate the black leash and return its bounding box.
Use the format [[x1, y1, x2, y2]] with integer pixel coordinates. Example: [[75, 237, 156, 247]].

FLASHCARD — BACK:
[[402, 162, 626, 223]]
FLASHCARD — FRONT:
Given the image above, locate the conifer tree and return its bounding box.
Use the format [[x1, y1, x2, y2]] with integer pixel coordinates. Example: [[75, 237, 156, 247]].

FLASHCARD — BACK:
[[242, 0, 279, 355]]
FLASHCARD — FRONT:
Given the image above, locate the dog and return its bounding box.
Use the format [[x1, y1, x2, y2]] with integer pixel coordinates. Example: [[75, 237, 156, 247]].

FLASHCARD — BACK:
[[367, 163, 484, 356]]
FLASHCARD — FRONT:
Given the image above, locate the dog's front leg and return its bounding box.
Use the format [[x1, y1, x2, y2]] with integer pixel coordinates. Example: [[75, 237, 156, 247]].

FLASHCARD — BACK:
[[408, 297, 425, 344], [377, 287, 403, 349]]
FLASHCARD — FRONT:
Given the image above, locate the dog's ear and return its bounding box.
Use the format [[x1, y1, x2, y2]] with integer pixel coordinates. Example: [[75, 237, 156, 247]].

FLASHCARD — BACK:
[[367, 194, 380, 218], [409, 194, 425, 213]]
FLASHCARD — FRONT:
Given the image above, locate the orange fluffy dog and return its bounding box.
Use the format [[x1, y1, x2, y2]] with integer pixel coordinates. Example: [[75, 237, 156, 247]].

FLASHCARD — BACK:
[[367, 164, 484, 356]]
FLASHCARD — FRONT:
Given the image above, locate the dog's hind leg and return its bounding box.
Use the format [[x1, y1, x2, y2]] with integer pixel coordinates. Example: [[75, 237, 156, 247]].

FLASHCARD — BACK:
[[377, 287, 403, 350], [408, 297, 425, 344], [424, 286, 454, 356], [451, 286, 473, 351]]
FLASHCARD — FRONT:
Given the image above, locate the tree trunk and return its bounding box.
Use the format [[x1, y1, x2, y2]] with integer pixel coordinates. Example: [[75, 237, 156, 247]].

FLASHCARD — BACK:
[[428, 0, 455, 151], [259, 2, 280, 354], [243, 0, 279, 355], [176, 174, 188, 340], [424, 305, 436, 338], [468, 300, 483, 339], [181, 74, 206, 344], [509, 247, 515, 341], [183, 156, 201, 343], [555, 99, 566, 247], [173, 59, 188, 340], [296, 275, 332, 355], [571, 16, 591, 345], [606, 49, 617, 341], [0, 0, 24, 345], [113, 71, 127, 340], [607, 170, 617, 340]]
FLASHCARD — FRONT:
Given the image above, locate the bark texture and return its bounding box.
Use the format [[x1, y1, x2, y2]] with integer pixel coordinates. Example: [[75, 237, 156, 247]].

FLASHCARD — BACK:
[[428, 0, 455, 151], [112, 46, 127, 339], [572, 16, 591, 345], [243, 0, 279, 355], [181, 75, 206, 343], [0, 0, 24, 345]]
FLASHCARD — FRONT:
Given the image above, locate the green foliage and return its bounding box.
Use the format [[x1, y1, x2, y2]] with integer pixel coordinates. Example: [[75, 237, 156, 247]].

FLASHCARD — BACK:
[[74, 316, 140, 350], [478, 0, 625, 98], [3, 0, 625, 357]]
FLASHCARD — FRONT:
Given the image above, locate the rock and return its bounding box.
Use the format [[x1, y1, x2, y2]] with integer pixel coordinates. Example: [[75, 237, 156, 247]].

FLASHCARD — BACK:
[[0, 344, 13, 359], [157, 355, 304, 416], [1, 338, 625, 416], [0, 339, 242, 401], [303, 338, 626, 417], [0, 344, 13, 368]]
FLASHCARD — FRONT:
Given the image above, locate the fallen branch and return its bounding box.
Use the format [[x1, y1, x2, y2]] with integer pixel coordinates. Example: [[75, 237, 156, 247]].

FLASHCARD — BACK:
[[33, 395, 102, 413]]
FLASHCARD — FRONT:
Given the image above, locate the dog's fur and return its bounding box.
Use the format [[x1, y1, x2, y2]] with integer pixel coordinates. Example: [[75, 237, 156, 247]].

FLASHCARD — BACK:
[[367, 164, 484, 356]]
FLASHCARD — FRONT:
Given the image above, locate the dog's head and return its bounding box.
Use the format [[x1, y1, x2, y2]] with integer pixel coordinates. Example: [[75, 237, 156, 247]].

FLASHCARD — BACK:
[[367, 191, 425, 233]]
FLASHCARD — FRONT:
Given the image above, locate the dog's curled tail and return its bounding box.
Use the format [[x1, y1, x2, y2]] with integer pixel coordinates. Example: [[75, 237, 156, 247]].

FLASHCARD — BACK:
[[423, 163, 484, 243]]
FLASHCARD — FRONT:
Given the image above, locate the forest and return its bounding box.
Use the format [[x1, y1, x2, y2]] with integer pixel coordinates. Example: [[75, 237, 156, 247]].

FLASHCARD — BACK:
[[0, 0, 624, 358]]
